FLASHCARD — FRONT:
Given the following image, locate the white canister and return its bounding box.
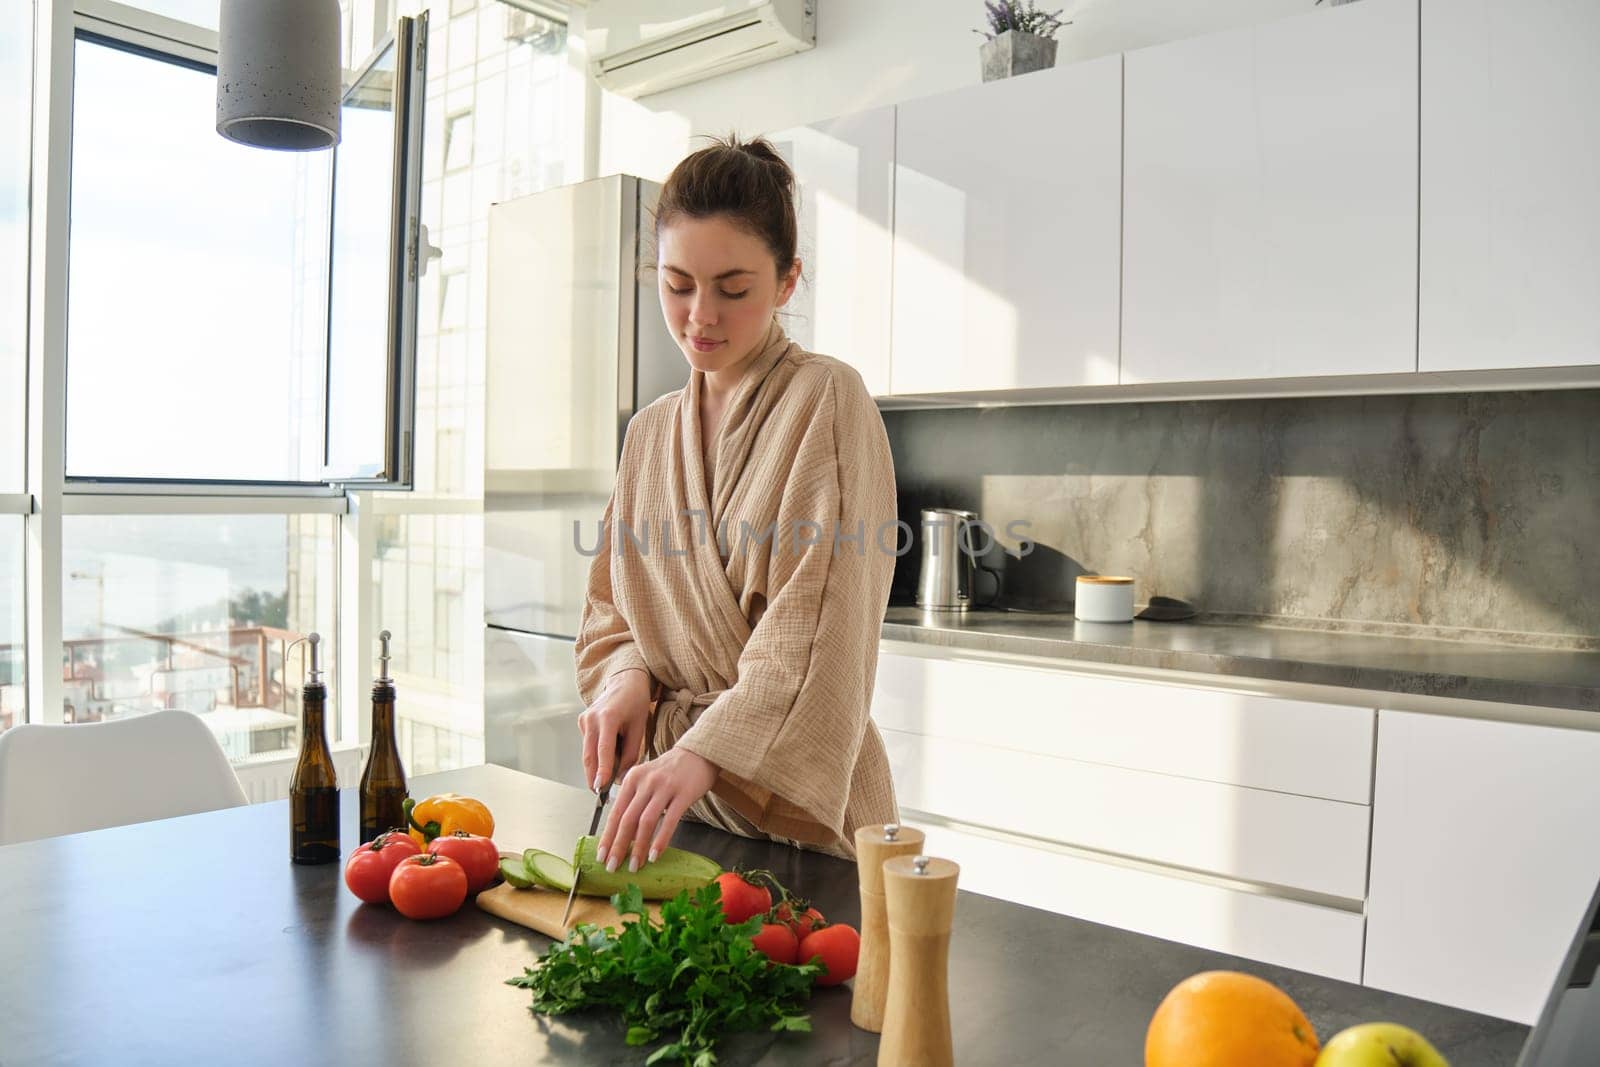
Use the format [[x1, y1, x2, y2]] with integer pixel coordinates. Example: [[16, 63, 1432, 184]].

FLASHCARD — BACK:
[[1075, 576, 1135, 622]]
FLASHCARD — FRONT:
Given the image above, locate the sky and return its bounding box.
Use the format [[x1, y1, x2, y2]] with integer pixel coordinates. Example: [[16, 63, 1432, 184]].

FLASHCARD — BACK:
[[65, 37, 330, 481]]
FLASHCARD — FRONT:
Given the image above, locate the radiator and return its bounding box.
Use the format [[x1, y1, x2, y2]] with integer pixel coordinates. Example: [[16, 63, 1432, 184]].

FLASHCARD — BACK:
[[234, 747, 369, 804]]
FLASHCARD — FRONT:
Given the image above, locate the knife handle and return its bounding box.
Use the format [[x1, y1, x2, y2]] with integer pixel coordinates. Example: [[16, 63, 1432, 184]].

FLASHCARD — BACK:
[[592, 733, 631, 796]]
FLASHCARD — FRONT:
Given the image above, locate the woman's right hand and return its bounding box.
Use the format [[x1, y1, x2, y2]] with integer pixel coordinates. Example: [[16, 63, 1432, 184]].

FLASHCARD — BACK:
[[578, 668, 654, 794]]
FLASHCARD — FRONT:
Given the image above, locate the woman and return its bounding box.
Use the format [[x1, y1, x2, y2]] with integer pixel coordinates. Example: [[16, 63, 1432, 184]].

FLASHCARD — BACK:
[[573, 135, 899, 872]]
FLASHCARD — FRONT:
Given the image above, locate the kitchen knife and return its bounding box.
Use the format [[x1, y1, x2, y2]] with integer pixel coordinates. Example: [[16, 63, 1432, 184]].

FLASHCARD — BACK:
[[561, 739, 624, 929]]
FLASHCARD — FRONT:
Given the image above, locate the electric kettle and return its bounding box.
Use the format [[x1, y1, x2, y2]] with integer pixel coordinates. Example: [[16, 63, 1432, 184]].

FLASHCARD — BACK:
[[916, 508, 999, 611]]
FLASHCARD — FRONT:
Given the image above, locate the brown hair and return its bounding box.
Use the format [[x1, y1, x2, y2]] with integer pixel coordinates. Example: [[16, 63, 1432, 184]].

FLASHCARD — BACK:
[[653, 133, 799, 280]]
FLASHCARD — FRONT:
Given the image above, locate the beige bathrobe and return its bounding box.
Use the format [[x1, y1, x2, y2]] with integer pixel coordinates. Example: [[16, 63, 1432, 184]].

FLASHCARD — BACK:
[[574, 321, 898, 858]]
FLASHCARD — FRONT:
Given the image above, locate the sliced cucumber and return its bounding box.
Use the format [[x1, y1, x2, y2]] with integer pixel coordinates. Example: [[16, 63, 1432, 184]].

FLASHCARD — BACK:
[[525, 848, 576, 892], [499, 856, 535, 889]]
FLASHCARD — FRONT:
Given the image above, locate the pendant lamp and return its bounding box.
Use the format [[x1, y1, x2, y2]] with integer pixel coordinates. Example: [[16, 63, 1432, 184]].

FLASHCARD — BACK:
[[216, 0, 341, 151]]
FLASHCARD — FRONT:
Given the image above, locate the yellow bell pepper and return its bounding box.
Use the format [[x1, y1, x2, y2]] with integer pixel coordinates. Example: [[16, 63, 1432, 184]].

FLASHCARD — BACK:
[[404, 793, 495, 847]]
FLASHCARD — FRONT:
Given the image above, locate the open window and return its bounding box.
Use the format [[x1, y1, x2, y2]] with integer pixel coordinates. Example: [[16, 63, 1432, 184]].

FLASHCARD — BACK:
[[62, 10, 429, 492], [323, 15, 430, 487]]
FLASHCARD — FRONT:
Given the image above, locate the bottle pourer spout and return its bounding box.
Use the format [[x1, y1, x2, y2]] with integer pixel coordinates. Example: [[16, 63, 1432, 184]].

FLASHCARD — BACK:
[[306, 632, 323, 685], [377, 629, 392, 683]]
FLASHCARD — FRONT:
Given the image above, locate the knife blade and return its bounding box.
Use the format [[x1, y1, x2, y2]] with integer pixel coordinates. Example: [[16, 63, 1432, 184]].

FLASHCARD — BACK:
[[561, 739, 624, 929], [559, 786, 608, 930]]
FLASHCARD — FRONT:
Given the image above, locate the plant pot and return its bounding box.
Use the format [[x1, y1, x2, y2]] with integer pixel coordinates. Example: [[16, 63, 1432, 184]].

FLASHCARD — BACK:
[[979, 30, 1058, 83]]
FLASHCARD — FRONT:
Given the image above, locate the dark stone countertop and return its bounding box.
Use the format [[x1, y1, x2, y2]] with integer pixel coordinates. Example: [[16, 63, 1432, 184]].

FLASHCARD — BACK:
[[0, 764, 1529, 1065], [882, 605, 1600, 714]]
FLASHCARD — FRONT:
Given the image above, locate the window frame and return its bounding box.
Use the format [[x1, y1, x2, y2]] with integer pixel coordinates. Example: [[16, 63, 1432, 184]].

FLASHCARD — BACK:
[[320, 17, 428, 490], [58, 1, 426, 496], [23, 0, 402, 745]]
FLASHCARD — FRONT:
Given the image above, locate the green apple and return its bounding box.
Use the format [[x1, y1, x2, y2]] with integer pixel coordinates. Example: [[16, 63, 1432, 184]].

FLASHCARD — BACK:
[[1314, 1022, 1450, 1067]]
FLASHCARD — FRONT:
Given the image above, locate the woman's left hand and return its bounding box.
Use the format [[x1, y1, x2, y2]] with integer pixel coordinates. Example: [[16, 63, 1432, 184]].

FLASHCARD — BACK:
[[597, 747, 717, 873]]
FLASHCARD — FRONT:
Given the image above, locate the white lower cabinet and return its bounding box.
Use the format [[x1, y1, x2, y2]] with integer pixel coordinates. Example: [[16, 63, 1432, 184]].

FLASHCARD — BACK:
[[880, 726, 1369, 900], [874, 650, 1600, 1001], [870, 649, 1376, 980], [897, 815, 1366, 983], [1364, 710, 1600, 1023], [872, 649, 1375, 803]]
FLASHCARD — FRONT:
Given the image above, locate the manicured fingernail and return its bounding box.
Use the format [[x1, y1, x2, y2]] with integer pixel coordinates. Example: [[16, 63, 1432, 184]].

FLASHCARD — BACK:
[[628, 857, 639, 873], [596, 845, 607, 864], [593, 773, 602, 792], [606, 854, 619, 873], [647, 848, 658, 864]]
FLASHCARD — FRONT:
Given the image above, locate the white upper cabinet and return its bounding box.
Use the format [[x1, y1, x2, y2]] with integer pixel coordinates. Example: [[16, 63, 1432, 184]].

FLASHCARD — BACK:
[[1121, 0, 1419, 384], [770, 107, 895, 396], [1420, 0, 1600, 371], [1364, 710, 1600, 1023], [890, 55, 1122, 394]]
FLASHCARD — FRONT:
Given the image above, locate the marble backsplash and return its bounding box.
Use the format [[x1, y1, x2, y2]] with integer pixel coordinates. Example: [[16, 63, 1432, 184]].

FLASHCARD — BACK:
[[880, 390, 1600, 647]]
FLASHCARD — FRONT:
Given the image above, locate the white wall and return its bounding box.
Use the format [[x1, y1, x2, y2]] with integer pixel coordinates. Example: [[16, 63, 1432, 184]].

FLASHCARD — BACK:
[[593, 0, 1319, 180]]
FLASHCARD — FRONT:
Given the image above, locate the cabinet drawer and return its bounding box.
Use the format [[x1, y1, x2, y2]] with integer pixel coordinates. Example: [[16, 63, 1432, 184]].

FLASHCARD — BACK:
[[872, 651, 1374, 803], [900, 815, 1366, 983], [882, 727, 1370, 900]]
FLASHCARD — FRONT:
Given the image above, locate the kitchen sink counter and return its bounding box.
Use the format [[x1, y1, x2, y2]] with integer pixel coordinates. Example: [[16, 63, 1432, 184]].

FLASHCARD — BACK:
[[882, 605, 1600, 714], [0, 763, 1531, 1065]]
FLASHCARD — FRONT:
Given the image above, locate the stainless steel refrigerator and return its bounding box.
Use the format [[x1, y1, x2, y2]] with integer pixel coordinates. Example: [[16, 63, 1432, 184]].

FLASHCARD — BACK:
[[483, 175, 687, 788]]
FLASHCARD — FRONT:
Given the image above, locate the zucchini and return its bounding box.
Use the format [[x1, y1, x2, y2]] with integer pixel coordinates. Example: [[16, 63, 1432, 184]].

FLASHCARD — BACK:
[[525, 849, 576, 892], [499, 856, 535, 889], [570, 834, 722, 900]]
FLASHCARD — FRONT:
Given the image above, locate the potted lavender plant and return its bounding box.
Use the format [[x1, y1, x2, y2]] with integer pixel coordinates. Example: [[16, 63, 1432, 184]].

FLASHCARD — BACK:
[[975, 1, 1068, 83]]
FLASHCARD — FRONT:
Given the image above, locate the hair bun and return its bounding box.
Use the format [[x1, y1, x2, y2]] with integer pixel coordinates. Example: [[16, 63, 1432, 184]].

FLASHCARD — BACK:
[[734, 136, 793, 186]]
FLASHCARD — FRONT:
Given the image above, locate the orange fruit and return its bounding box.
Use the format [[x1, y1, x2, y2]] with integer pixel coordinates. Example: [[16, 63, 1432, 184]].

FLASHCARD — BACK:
[[1145, 970, 1320, 1067]]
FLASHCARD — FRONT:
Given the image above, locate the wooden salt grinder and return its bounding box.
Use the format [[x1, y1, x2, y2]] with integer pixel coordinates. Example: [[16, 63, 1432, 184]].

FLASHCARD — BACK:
[[850, 823, 927, 1032], [878, 854, 960, 1067]]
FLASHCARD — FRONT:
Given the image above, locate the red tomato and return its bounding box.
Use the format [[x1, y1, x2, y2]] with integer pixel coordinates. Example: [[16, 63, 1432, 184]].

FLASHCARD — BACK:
[[774, 901, 825, 939], [343, 831, 421, 905], [388, 853, 469, 920], [799, 924, 860, 986], [427, 830, 499, 893], [750, 922, 799, 965], [714, 872, 772, 925]]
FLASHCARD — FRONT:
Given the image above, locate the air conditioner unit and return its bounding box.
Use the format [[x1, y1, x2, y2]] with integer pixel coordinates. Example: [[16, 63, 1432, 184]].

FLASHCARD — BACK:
[[586, 0, 816, 98]]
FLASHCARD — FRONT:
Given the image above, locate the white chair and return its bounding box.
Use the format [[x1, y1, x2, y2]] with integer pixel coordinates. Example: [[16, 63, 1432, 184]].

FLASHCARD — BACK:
[[0, 709, 249, 846]]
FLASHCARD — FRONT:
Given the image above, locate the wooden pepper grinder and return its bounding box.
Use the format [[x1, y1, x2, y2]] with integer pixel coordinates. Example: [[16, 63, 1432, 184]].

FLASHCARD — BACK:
[[878, 854, 960, 1067], [851, 823, 927, 1032]]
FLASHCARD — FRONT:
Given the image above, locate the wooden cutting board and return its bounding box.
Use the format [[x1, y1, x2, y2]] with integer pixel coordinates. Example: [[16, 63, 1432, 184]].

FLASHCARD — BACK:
[[477, 850, 663, 940]]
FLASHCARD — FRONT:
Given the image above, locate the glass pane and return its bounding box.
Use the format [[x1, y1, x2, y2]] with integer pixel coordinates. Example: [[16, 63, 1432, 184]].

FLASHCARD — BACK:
[[0, 517, 22, 733], [0, 9, 29, 491], [62, 514, 338, 763], [325, 43, 398, 480], [66, 38, 331, 482], [371, 512, 483, 775], [443, 110, 472, 172]]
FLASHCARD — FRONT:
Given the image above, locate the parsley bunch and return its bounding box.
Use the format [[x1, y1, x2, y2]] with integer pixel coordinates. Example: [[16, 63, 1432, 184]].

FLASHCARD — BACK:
[[507, 881, 820, 1066]]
